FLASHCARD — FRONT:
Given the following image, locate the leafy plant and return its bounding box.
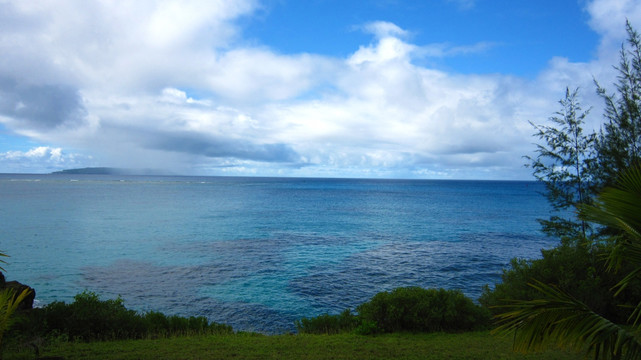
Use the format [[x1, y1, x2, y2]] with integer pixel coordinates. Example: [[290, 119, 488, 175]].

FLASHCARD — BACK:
[[0, 250, 32, 359], [296, 287, 490, 335], [0, 288, 31, 354], [295, 309, 359, 334], [13, 291, 232, 343], [493, 166, 641, 360], [356, 287, 490, 334], [478, 242, 641, 324]]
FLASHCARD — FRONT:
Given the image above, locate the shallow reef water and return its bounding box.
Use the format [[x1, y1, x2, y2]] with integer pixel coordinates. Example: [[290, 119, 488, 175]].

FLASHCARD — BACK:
[[1, 174, 555, 333]]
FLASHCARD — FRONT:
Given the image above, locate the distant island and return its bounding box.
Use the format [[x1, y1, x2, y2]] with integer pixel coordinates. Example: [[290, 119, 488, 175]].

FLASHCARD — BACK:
[[51, 167, 168, 176]]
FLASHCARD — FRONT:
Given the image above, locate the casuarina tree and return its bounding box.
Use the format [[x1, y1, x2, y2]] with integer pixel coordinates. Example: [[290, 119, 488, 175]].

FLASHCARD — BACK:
[[526, 87, 598, 240], [596, 21, 641, 187]]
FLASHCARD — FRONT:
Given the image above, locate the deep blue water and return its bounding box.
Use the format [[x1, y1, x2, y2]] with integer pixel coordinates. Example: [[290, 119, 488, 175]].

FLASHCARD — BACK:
[[0, 174, 556, 333]]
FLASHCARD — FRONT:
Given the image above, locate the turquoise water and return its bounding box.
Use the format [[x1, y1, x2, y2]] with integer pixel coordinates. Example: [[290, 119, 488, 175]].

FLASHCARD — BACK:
[[0, 174, 555, 333]]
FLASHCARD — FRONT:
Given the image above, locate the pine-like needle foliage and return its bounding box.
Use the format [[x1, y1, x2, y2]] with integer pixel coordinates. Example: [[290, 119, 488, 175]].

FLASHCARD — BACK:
[[526, 87, 598, 240]]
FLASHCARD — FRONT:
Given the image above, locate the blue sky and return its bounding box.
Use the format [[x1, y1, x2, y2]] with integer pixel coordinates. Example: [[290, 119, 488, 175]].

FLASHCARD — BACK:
[[245, 0, 598, 76], [0, 0, 638, 179]]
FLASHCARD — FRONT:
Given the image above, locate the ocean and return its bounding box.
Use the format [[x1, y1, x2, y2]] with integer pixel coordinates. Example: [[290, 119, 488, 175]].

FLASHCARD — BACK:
[[0, 174, 556, 333]]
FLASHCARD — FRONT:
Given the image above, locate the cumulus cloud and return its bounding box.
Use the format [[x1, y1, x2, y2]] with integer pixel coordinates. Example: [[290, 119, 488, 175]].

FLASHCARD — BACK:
[[0, 146, 92, 173], [587, 0, 641, 45], [534, 0, 641, 129], [1, 0, 640, 178], [361, 21, 410, 39], [207, 49, 338, 103]]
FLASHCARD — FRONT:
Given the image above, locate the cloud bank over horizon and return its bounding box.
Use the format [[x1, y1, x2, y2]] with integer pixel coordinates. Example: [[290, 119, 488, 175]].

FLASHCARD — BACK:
[[1, 0, 640, 179]]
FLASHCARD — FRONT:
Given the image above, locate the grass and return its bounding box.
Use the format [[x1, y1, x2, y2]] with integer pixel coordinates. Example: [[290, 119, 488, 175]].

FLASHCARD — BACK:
[[5, 331, 583, 360]]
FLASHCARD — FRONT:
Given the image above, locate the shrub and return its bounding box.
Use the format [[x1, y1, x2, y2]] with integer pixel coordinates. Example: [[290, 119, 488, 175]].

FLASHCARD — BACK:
[[297, 287, 491, 335], [479, 242, 641, 324], [356, 287, 490, 334], [41, 291, 145, 341], [295, 309, 358, 334], [9, 291, 233, 343]]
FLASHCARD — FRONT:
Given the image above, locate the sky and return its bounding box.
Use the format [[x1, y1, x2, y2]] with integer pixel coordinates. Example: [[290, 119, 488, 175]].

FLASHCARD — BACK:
[[0, 0, 640, 179]]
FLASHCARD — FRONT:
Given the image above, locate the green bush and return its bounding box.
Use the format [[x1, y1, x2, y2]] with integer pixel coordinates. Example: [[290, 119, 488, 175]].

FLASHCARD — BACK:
[[9, 291, 233, 343], [47, 291, 145, 341], [479, 242, 641, 324], [357, 287, 491, 334], [295, 309, 358, 334], [297, 287, 491, 335]]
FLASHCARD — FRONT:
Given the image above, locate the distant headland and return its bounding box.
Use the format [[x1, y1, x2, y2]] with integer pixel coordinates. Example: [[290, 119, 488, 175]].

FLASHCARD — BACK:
[[51, 167, 168, 175]]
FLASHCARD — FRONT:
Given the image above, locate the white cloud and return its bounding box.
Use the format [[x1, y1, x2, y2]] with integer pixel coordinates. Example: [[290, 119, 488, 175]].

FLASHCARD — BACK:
[[0, 147, 92, 173], [587, 0, 641, 39], [586, 0, 641, 62], [361, 21, 410, 39], [349, 37, 416, 65], [0, 0, 256, 92], [529, 0, 641, 132], [144, 0, 254, 48], [161, 87, 210, 105], [207, 49, 337, 102], [0, 0, 639, 179]]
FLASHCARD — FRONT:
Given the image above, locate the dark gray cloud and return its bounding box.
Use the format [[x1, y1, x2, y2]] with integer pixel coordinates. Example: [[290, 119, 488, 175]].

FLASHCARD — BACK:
[[143, 129, 301, 163], [436, 141, 505, 156], [0, 77, 86, 130]]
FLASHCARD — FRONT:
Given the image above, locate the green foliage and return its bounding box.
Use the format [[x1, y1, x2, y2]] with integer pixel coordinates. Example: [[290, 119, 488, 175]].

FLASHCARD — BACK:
[[296, 288, 490, 335], [580, 165, 641, 325], [356, 287, 490, 334], [41, 291, 144, 341], [526, 87, 598, 239], [492, 21, 641, 359], [596, 21, 641, 184], [0, 288, 32, 352], [494, 281, 641, 360], [492, 166, 641, 359], [479, 243, 641, 324], [0, 250, 32, 360], [295, 309, 359, 334], [526, 23, 641, 239], [10, 291, 232, 343]]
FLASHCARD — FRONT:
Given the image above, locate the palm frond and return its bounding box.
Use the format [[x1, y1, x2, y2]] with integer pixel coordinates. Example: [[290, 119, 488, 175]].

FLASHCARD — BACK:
[[580, 166, 641, 242], [580, 166, 641, 328], [630, 300, 641, 328], [0, 287, 32, 346], [493, 280, 641, 360], [0, 251, 8, 273]]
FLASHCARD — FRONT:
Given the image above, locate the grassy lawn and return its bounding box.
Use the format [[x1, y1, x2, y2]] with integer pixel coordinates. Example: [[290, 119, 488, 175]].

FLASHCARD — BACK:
[[5, 331, 583, 360]]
